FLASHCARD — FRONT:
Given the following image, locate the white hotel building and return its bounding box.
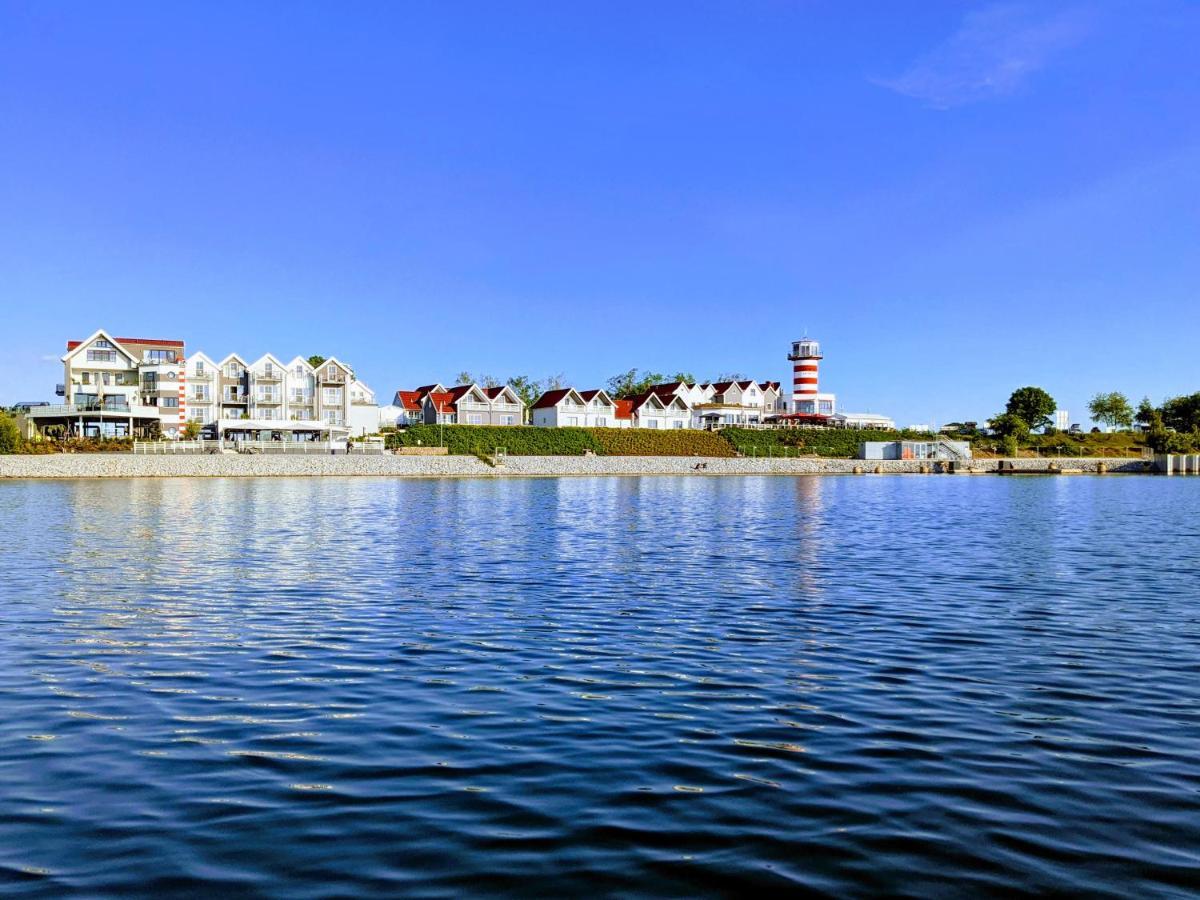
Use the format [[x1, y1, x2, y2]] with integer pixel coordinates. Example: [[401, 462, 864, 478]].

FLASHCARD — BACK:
[[184, 353, 379, 439]]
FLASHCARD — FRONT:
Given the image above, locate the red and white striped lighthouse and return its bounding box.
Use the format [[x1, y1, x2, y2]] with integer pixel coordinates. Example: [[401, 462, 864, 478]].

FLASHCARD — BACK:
[[788, 337, 822, 405]]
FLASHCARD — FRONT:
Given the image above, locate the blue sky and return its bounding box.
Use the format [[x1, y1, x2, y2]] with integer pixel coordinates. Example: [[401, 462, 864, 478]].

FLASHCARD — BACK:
[[1, 0, 1197, 426]]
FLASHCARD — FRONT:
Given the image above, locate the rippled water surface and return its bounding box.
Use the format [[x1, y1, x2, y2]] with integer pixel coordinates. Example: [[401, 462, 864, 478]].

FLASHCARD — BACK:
[[2, 475, 1200, 896]]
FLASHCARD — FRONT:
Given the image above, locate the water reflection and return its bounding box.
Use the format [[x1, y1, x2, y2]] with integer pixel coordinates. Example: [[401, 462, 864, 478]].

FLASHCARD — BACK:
[[1, 475, 1198, 896]]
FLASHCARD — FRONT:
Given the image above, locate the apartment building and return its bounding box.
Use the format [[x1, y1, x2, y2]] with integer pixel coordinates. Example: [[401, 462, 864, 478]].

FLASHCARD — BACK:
[[688, 380, 781, 427], [184, 352, 379, 439], [22, 330, 188, 438]]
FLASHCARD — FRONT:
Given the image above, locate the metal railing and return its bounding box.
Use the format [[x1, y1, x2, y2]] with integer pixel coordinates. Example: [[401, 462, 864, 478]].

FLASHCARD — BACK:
[[133, 439, 387, 455]]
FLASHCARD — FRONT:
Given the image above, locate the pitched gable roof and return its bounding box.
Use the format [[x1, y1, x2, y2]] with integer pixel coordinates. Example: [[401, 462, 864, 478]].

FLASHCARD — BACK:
[[483, 385, 522, 405], [579, 388, 614, 405], [426, 391, 456, 413], [531, 388, 577, 410], [394, 390, 423, 411], [65, 330, 184, 354]]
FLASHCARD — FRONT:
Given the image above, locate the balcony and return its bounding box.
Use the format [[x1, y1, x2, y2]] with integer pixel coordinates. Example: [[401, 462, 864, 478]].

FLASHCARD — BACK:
[[190, 371, 213, 381], [222, 394, 249, 404], [25, 401, 159, 418], [255, 395, 282, 405], [318, 372, 346, 383], [255, 371, 282, 383]]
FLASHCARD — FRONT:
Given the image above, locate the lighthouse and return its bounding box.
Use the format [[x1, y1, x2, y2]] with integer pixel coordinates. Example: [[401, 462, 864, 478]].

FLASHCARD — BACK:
[[786, 337, 836, 418]]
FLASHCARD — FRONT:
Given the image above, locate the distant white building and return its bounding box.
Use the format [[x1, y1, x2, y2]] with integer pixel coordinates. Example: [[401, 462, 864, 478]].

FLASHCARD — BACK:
[[1056, 410, 1070, 431]]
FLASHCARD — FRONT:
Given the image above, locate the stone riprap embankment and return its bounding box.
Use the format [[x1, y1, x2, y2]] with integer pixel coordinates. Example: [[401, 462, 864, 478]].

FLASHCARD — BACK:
[[0, 454, 1152, 479]]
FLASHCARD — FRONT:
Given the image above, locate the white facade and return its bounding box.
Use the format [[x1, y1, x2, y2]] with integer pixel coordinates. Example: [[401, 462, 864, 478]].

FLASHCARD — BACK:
[[33, 330, 188, 438], [184, 351, 379, 439]]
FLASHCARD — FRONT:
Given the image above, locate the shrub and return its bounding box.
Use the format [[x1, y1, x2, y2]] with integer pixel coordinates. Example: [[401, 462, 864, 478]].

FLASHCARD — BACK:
[[592, 428, 735, 457], [721, 427, 939, 459], [1001, 435, 1020, 457], [388, 425, 601, 456], [386, 424, 736, 456], [0, 412, 19, 454]]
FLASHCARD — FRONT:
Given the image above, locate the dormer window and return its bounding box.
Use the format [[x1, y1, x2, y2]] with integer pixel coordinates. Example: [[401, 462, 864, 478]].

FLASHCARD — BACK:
[[94, 339, 113, 349]]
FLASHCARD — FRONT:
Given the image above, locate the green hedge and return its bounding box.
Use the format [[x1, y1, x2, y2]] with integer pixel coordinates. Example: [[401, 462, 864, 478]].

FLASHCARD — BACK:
[[387, 425, 602, 456], [592, 428, 736, 457], [386, 424, 735, 456], [720, 427, 942, 458]]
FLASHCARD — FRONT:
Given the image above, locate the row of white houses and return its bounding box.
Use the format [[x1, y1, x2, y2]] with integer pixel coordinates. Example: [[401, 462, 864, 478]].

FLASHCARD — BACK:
[[382, 379, 794, 430]]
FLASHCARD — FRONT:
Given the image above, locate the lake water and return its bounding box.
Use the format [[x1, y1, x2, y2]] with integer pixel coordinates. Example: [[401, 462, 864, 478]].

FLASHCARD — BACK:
[[2, 475, 1199, 897]]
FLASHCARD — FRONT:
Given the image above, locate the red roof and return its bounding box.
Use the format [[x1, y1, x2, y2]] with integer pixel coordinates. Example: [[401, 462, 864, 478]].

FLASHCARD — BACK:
[[532, 388, 574, 410], [394, 390, 423, 411], [413, 384, 442, 397], [614, 399, 634, 420], [759, 381, 780, 391], [67, 336, 185, 350], [447, 384, 477, 402], [578, 389, 609, 403], [427, 391, 456, 413], [483, 386, 510, 400]]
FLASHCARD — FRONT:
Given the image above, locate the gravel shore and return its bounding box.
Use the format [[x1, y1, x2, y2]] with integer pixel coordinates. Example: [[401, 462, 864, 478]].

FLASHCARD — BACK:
[[0, 454, 1152, 479]]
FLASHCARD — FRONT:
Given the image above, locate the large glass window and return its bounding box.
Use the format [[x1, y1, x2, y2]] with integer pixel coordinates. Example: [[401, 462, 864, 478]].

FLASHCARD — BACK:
[[87, 349, 117, 362]]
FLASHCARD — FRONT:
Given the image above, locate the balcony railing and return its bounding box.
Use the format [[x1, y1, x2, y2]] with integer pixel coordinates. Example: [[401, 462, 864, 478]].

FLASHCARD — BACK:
[[255, 395, 282, 404], [190, 371, 213, 381], [255, 372, 282, 382], [25, 401, 159, 417], [318, 372, 346, 383], [222, 394, 249, 403]]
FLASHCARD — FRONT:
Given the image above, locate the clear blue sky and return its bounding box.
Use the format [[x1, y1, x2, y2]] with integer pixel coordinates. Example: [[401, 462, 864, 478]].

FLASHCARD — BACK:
[[2, 1, 1197, 426]]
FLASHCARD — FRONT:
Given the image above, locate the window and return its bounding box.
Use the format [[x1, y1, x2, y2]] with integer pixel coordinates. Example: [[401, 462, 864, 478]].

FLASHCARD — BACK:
[[102, 372, 111, 386], [819, 400, 833, 415], [81, 372, 91, 385], [322, 388, 343, 405], [226, 363, 243, 378], [326, 365, 337, 379], [294, 365, 305, 377], [195, 360, 205, 375], [646, 419, 659, 429], [673, 421, 684, 429], [94, 339, 113, 349], [87, 349, 117, 362], [501, 415, 514, 425], [596, 417, 606, 427], [468, 414, 482, 425], [145, 349, 177, 363], [161, 397, 178, 408]]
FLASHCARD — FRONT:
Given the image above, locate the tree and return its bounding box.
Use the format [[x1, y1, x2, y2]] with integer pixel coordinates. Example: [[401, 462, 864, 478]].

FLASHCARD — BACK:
[[1005, 386, 1056, 431], [607, 368, 665, 399], [1135, 396, 1158, 428], [1161, 392, 1200, 433], [454, 371, 473, 386], [1087, 392, 1134, 430], [182, 420, 203, 440], [0, 412, 20, 454], [714, 372, 748, 383], [307, 355, 326, 369], [989, 412, 1030, 440]]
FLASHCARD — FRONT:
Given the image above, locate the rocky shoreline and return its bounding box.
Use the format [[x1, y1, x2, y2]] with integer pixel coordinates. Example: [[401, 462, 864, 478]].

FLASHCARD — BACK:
[[0, 454, 1152, 479]]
